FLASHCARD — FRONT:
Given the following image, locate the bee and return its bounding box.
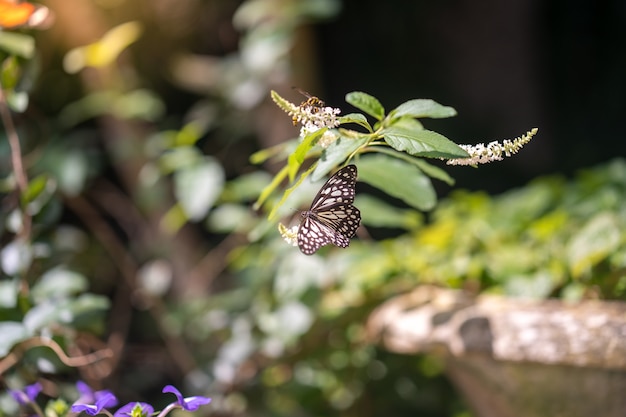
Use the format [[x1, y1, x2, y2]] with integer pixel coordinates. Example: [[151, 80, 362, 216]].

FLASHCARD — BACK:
[[292, 87, 325, 125]]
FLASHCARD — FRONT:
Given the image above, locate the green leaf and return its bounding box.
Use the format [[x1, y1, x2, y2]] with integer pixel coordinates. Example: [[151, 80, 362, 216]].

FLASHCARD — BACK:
[[254, 165, 289, 211], [268, 164, 316, 221], [0, 322, 30, 356], [389, 99, 457, 120], [358, 154, 437, 211], [568, 212, 621, 278], [250, 140, 294, 164], [382, 127, 469, 158], [221, 171, 272, 203], [31, 268, 88, 302], [0, 32, 35, 58], [338, 113, 372, 131], [22, 174, 50, 205], [355, 194, 423, 229], [1, 55, 21, 89], [0, 278, 19, 308], [411, 158, 455, 186], [174, 157, 225, 221], [288, 128, 326, 181], [312, 135, 368, 181], [345, 91, 385, 120], [207, 204, 255, 233]]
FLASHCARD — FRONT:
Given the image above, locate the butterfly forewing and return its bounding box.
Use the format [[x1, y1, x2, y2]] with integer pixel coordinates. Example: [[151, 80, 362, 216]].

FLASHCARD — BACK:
[[297, 165, 361, 255]]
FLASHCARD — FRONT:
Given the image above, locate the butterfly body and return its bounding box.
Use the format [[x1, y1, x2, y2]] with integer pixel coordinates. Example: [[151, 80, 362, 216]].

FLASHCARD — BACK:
[[297, 165, 361, 255]]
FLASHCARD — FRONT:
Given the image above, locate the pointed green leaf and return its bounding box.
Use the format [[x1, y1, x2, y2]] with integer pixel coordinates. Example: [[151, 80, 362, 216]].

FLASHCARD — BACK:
[[382, 127, 469, 158], [346, 91, 385, 120], [338, 113, 373, 131], [312, 135, 368, 181], [254, 165, 289, 210], [268, 164, 316, 221], [358, 154, 437, 211], [411, 158, 455, 185], [288, 128, 326, 181], [390, 99, 457, 119]]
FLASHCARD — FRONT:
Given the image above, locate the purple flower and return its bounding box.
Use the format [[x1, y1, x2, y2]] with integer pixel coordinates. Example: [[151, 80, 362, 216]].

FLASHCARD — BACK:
[[71, 392, 118, 415], [113, 402, 154, 417], [75, 381, 116, 404], [9, 382, 42, 406], [162, 385, 211, 411]]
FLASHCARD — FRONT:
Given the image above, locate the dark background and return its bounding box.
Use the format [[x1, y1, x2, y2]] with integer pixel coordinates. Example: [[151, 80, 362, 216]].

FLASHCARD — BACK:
[[315, 0, 626, 193]]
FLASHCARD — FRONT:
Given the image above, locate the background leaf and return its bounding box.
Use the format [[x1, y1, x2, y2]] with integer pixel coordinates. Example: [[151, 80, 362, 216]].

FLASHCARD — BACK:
[[358, 154, 437, 211], [312, 135, 368, 181], [174, 157, 225, 221]]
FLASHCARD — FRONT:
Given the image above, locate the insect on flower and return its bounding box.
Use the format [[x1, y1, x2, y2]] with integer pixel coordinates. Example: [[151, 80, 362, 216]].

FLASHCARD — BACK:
[[298, 165, 361, 255], [292, 88, 326, 125]]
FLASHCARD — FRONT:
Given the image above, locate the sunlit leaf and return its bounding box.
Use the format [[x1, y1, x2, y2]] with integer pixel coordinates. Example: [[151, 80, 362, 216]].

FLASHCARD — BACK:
[[338, 113, 372, 131], [288, 128, 325, 181], [0, 322, 30, 356], [312, 135, 368, 181], [174, 157, 225, 221], [64, 21, 143, 73], [568, 212, 621, 278], [31, 268, 88, 302], [389, 99, 457, 120], [0, 278, 19, 308], [345, 92, 385, 120], [0, 240, 32, 276], [0, 32, 35, 58], [382, 127, 468, 159]]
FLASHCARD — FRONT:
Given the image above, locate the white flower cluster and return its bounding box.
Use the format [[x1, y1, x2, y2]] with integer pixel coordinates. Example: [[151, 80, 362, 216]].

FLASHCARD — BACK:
[[447, 128, 538, 166], [272, 91, 341, 146], [278, 223, 299, 246], [296, 105, 341, 139]]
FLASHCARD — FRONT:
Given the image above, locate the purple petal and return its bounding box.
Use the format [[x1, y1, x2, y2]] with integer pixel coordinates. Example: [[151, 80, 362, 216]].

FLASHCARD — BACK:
[[162, 385, 184, 405], [71, 392, 118, 415], [24, 383, 43, 402], [162, 385, 210, 411], [9, 382, 42, 405], [113, 402, 154, 417], [71, 403, 100, 416], [76, 381, 92, 397], [182, 395, 212, 411]]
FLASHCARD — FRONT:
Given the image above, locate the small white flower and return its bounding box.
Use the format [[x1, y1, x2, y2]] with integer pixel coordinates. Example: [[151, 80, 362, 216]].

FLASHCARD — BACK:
[[278, 223, 299, 247], [447, 128, 538, 166], [317, 130, 339, 148]]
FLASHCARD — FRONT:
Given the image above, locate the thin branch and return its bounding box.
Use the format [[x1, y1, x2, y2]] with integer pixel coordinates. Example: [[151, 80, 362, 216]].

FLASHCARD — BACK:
[[0, 79, 31, 239], [0, 336, 113, 375]]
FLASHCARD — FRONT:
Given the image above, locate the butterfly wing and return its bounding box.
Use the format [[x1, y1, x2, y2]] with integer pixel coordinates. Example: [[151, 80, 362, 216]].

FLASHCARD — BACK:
[[297, 165, 361, 255], [308, 165, 357, 211], [297, 214, 343, 255]]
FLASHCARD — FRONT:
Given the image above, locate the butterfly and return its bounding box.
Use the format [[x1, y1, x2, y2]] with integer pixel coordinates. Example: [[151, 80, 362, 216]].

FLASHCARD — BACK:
[[298, 164, 361, 255], [0, 0, 52, 29]]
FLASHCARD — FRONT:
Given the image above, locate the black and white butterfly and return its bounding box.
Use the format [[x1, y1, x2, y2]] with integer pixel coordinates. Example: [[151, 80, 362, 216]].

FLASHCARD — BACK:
[[298, 165, 361, 255]]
